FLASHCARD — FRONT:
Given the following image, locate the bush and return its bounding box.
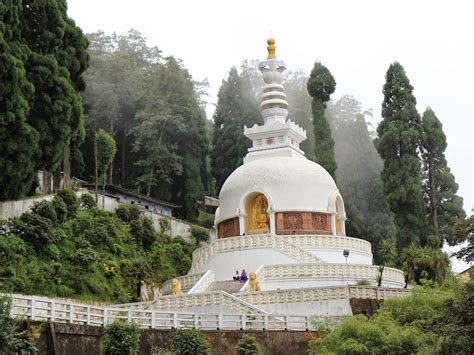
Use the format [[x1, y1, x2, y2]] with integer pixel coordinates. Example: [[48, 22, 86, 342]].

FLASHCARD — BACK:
[[102, 321, 140, 355], [159, 218, 171, 234], [52, 195, 68, 223], [130, 217, 156, 250], [191, 226, 209, 246], [14, 212, 59, 249], [196, 211, 214, 229], [172, 328, 210, 355], [80, 193, 97, 209], [115, 204, 142, 223], [56, 190, 79, 217], [236, 335, 261, 355], [31, 200, 58, 224], [0, 296, 37, 354], [356, 279, 370, 286]]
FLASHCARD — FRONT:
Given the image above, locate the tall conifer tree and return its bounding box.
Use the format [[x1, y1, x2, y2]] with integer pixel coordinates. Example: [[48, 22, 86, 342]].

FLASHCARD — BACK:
[[376, 62, 425, 250], [20, 0, 88, 192], [420, 107, 465, 245], [211, 67, 260, 192], [307, 62, 337, 178], [0, 0, 39, 200]]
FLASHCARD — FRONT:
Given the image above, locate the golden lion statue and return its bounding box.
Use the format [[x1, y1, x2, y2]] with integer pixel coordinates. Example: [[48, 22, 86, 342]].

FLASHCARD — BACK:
[[171, 278, 182, 295], [248, 272, 261, 292]]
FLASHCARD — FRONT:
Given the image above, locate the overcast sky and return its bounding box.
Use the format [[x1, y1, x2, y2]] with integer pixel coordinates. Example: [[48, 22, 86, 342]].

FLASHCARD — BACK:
[[68, 0, 473, 221]]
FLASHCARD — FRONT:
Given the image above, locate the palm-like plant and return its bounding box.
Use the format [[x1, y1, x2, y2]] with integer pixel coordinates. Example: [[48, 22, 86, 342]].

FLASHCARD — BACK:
[[401, 243, 422, 281], [379, 239, 396, 266], [430, 249, 450, 284]]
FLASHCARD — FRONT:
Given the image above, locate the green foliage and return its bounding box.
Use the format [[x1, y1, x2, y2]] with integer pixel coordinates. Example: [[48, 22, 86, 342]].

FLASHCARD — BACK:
[[130, 217, 156, 250], [172, 328, 211, 355], [327, 96, 395, 256], [453, 216, 473, 262], [0, 0, 39, 200], [96, 129, 117, 184], [115, 204, 142, 223], [19, 0, 89, 187], [307, 62, 337, 178], [236, 335, 261, 355], [195, 211, 214, 229], [102, 320, 140, 355], [420, 107, 465, 245], [356, 279, 370, 286], [191, 225, 209, 245], [309, 280, 473, 354], [80, 193, 97, 209], [83, 31, 209, 221], [211, 66, 261, 192], [0, 295, 37, 354], [375, 62, 425, 251], [0, 198, 194, 302], [159, 217, 171, 234], [56, 189, 80, 217]]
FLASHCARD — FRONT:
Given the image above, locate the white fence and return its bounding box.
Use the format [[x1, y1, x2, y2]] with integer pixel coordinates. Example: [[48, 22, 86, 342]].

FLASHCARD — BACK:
[[8, 295, 316, 331]]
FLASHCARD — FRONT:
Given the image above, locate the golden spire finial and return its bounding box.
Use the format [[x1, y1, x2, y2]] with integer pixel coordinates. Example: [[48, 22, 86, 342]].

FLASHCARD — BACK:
[[267, 38, 276, 59]]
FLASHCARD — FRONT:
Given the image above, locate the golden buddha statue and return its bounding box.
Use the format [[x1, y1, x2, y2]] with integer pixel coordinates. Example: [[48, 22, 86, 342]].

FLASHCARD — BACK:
[[248, 193, 269, 232]]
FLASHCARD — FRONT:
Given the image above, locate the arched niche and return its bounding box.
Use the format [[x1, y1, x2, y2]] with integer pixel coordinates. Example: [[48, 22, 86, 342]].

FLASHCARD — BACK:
[[244, 192, 270, 235]]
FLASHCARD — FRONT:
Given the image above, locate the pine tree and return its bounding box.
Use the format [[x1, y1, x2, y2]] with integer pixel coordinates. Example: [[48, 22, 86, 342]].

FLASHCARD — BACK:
[[0, 0, 39, 200], [211, 67, 260, 192], [307, 62, 337, 178], [327, 96, 395, 258], [20, 0, 88, 192], [420, 107, 465, 245], [376, 62, 425, 250]]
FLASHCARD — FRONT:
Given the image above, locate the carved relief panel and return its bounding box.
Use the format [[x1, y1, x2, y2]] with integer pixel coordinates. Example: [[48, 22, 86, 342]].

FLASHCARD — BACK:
[[218, 217, 240, 238], [275, 212, 331, 235]]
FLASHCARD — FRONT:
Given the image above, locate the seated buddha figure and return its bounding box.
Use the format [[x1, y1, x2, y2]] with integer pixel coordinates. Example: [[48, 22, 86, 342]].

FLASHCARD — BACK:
[[248, 194, 269, 233]]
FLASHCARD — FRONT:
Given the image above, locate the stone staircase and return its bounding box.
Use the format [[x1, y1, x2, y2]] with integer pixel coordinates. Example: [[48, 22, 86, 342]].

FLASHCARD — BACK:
[[205, 280, 244, 293]]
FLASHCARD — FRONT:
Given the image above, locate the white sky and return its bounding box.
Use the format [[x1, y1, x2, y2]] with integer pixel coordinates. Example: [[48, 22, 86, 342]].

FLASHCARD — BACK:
[[68, 0, 473, 221]]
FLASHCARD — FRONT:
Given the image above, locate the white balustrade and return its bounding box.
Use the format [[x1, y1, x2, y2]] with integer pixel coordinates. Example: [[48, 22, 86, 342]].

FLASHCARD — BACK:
[[161, 272, 206, 295], [189, 234, 323, 274], [188, 270, 215, 294]]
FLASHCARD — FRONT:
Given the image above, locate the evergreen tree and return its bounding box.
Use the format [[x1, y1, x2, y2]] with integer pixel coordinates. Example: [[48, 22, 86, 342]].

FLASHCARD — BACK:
[[327, 96, 395, 257], [0, 0, 39, 200], [20, 0, 88, 192], [307, 62, 337, 178], [284, 70, 315, 161], [376, 62, 425, 250], [420, 107, 465, 245], [211, 67, 260, 192]]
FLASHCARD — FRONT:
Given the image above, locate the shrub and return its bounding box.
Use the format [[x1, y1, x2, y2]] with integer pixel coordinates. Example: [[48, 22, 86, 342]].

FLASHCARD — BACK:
[[196, 211, 214, 229], [172, 328, 211, 355], [191, 226, 209, 246], [31, 200, 58, 224], [356, 279, 370, 286], [102, 321, 140, 355], [14, 212, 59, 249], [52, 195, 68, 223], [80, 193, 97, 209], [236, 335, 261, 355], [159, 218, 171, 234], [130, 217, 156, 250], [115, 204, 142, 223], [56, 190, 79, 217], [0, 296, 37, 354]]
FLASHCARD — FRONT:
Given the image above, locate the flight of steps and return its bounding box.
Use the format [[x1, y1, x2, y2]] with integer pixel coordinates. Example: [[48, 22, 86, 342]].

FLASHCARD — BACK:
[[205, 280, 244, 294]]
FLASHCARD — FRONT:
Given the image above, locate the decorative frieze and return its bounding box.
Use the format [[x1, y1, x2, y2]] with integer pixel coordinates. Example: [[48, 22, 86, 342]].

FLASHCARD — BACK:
[[275, 212, 331, 235], [217, 217, 240, 238]]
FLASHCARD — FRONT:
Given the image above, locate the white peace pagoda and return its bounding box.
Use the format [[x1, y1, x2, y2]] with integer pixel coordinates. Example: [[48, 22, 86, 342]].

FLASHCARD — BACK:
[[130, 39, 406, 320]]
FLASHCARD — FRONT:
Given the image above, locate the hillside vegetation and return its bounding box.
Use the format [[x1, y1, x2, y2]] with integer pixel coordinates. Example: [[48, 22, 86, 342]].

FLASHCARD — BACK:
[[0, 191, 194, 303]]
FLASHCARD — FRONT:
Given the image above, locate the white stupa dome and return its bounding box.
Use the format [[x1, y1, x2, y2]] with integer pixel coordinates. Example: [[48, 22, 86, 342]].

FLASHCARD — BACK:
[[217, 156, 339, 223]]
